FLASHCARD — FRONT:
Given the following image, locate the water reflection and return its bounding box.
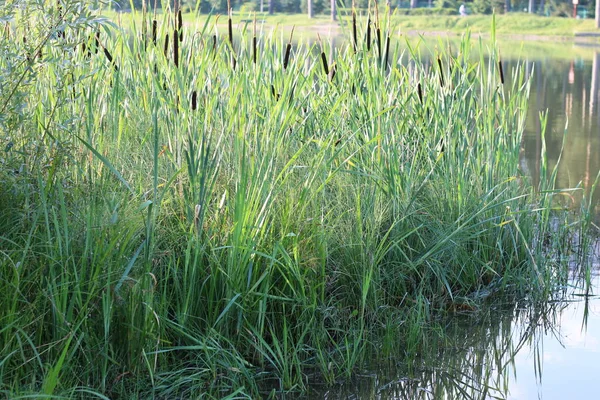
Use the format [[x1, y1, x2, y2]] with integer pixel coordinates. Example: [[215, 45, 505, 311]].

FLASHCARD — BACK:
[[520, 51, 600, 217], [302, 271, 600, 399]]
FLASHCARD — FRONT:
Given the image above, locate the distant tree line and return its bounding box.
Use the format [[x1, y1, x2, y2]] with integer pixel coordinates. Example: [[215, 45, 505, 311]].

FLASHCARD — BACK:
[[112, 0, 594, 18]]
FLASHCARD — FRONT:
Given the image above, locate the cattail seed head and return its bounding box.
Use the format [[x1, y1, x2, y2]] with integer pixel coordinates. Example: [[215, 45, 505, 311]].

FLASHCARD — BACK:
[[352, 10, 357, 53], [152, 20, 157, 45], [191, 90, 197, 110], [164, 33, 169, 59], [437, 57, 445, 88], [498, 60, 504, 85], [173, 29, 179, 67], [321, 51, 329, 76], [178, 10, 183, 41], [366, 17, 371, 52], [283, 43, 291, 70]]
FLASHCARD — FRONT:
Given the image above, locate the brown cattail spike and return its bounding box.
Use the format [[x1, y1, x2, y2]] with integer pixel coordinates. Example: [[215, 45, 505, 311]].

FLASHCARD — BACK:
[[283, 27, 294, 71], [173, 29, 179, 67], [417, 82, 423, 104], [152, 20, 157, 45], [178, 10, 183, 41], [321, 52, 329, 76], [94, 31, 100, 53], [375, 5, 381, 61], [498, 59, 504, 85], [228, 4, 233, 46], [271, 85, 280, 101], [366, 17, 371, 51], [164, 33, 169, 59], [102, 46, 118, 71], [253, 13, 257, 64], [352, 9, 357, 53], [191, 91, 197, 110], [283, 43, 291, 70], [437, 57, 444, 88], [383, 36, 390, 71]]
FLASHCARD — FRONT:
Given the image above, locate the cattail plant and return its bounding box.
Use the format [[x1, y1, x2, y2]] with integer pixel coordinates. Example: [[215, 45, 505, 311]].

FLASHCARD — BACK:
[[227, 0, 233, 46], [283, 27, 294, 71], [375, 4, 381, 62], [252, 14, 257, 64], [271, 84, 280, 101], [141, 0, 147, 50], [318, 35, 329, 76], [383, 35, 390, 71], [57, 0, 64, 38], [100, 42, 118, 71], [352, 3, 357, 53]]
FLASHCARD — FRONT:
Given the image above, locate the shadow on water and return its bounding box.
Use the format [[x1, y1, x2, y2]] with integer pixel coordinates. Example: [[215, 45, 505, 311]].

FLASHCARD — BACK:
[[297, 267, 600, 400]]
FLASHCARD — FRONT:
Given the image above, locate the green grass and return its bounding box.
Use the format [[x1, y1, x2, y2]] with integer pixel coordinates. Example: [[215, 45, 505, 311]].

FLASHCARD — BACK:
[[102, 9, 600, 38], [0, 3, 594, 399]]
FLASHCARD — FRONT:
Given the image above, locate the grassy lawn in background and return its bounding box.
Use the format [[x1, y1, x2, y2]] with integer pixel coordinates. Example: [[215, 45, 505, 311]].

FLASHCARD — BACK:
[[101, 10, 599, 38]]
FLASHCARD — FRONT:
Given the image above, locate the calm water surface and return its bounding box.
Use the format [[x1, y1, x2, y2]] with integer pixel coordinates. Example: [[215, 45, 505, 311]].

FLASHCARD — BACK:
[[299, 40, 600, 399]]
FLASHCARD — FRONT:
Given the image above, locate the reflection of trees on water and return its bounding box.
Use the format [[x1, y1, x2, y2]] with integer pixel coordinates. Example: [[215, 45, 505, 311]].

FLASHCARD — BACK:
[[520, 55, 600, 218], [303, 295, 575, 399]]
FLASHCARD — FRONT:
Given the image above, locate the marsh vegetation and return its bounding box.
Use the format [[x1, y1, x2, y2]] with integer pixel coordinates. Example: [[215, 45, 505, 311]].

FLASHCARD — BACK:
[[0, 1, 596, 398]]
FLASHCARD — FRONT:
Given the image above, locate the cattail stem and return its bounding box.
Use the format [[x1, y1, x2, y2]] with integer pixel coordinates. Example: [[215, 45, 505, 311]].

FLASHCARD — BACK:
[[283, 27, 294, 71], [352, 10, 357, 53]]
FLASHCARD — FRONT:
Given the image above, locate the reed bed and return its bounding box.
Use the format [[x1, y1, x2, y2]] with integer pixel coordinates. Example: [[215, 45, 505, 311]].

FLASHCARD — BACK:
[[0, 2, 593, 398]]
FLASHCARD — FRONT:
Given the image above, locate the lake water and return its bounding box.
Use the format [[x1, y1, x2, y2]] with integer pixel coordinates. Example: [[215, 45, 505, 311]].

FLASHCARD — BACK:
[[297, 39, 600, 399]]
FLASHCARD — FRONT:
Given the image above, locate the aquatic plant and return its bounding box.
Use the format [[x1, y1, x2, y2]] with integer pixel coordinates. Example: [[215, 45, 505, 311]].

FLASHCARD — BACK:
[[0, 3, 593, 398]]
